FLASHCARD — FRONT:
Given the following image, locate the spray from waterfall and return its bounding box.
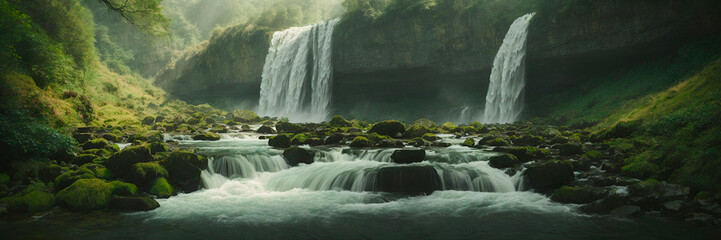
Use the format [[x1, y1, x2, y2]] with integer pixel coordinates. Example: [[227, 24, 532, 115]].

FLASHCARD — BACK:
[[257, 19, 339, 122], [482, 13, 535, 124]]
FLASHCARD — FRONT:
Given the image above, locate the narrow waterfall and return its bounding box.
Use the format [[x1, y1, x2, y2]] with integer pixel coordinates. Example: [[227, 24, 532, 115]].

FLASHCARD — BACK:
[[257, 19, 339, 122], [482, 13, 535, 124]]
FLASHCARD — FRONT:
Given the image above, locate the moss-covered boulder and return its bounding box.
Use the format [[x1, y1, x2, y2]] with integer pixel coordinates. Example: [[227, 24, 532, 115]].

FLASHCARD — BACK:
[[149, 177, 174, 198], [621, 161, 660, 179], [192, 132, 221, 141], [421, 133, 439, 141], [583, 150, 603, 161], [82, 148, 112, 158], [494, 146, 551, 162], [350, 136, 373, 148], [141, 116, 155, 125], [105, 146, 153, 177], [72, 154, 99, 165], [482, 138, 509, 146], [161, 151, 208, 192], [110, 181, 139, 196], [412, 118, 437, 129], [372, 166, 442, 195], [38, 164, 65, 183], [324, 134, 344, 145], [391, 150, 425, 164], [81, 163, 112, 179], [129, 162, 169, 186], [81, 138, 109, 150], [290, 134, 309, 145], [275, 121, 307, 133], [523, 160, 575, 191], [54, 168, 95, 191], [231, 109, 260, 123], [463, 138, 476, 147], [488, 154, 519, 169], [0, 183, 55, 213], [109, 196, 160, 211], [368, 120, 406, 138], [556, 143, 584, 156], [268, 134, 291, 148], [210, 125, 229, 133], [101, 133, 121, 142], [282, 147, 315, 167], [256, 126, 276, 134], [551, 186, 610, 204], [148, 142, 169, 155], [56, 179, 114, 210], [440, 122, 458, 132], [512, 135, 544, 146], [73, 133, 94, 144], [403, 125, 432, 139], [329, 115, 352, 127]]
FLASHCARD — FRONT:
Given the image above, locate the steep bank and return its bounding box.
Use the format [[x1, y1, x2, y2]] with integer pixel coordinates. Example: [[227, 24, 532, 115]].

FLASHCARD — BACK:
[[154, 0, 721, 121]]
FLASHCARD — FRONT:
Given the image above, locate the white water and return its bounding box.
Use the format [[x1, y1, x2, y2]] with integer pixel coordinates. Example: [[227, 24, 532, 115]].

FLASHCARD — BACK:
[[257, 19, 339, 122], [482, 13, 535, 124]]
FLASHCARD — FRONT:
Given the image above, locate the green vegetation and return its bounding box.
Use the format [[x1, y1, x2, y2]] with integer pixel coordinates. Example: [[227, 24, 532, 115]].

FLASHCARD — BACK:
[[149, 177, 173, 198], [56, 178, 114, 210]]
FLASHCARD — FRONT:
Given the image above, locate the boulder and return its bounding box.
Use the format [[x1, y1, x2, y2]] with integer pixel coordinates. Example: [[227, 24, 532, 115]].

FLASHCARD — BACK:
[[72, 154, 99, 165], [350, 136, 373, 148], [462, 138, 475, 147], [241, 125, 251, 131], [551, 186, 610, 204], [231, 110, 260, 123], [488, 154, 519, 169], [56, 178, 114, 210], [81, 138, 109, 150], [372, 166, 442, 195], [256, 126, 276, 134], [141, 116, 155, 125], [283, 147, 315, 166], [329, 115, 353, 127], [391, 150, 426, 164], [0, 183, 55, 213], [368, 120, 406, 138], [148, 142, 168, 155], [494, 146, 550, 162], [268, 135, 291, 148], [38, 164, 64, 183], [421, 133, 439, 141], [275, 121, 307, 133], [73, 133, 94, 144], [571, 159, 592, 171], [110, 181, 139, 196], [610, 205, 642, 217], [105, 146, 153, 177], [523, 160, 575, 191], [412, 118, 436, 129], [109, 196, 160, 211], [192, 132, 221, 141], [149, 177, 174, 198], [209, 126, 229, 133], [54, 168, 96, 191], [580, 195, 628, 214], [403, 125, 432, 139], [324, 134, 344, 145], [161, 151, 208, 192], [513, 135, 544, 146], [129, 162, 169, 187], [557, 143, 583, 156], [290, 134, 309, 145]]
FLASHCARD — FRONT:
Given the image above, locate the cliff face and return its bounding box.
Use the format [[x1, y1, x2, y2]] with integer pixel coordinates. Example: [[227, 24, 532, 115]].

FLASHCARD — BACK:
[[154, 0, 721, 121], [154, 24, 272, 108]]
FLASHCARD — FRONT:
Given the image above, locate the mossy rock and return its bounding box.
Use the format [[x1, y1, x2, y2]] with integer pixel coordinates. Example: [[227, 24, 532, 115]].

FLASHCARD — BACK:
[[82, 148, 112, 158], [421, 133, 439, 141], [583, 150, 603, 161], [470, 121, 483, 129], [551, 186, 610, 204], [440, 122, 459, 132], [105, 146, 153, 177], [110, 181, 139, 196], [149, 177, 174, 198], [290, 134, 309, 145], [56, 178, 114, 210], [329, 115, 352, 127], [596, 120, 640, 140], [101, 133, 121, 142], [548, 135, 569, 144], [81, 138, 109, 150], [256, 126, 276, 134], [0, 173, 10, 185], [129, 162, 169, 187], [109, 196, 160, 211], [412, 118, 437, 129], [241, 125, 251, 131], [81, 163, 112, 179], [192, 132, 221, 141], [210, 126, 229, 133], [1, 190, 55, 213], [512, 135, 544, 146], [231, 110, 260, 123], [72, 154, 98, 165], [460, 126, 477, 134], [408, 137, 429, 147], [523, 160, 575, 191], [495, 146, 551, 162], [148, 142, 169, 155], [105, 144, 120, 153], [488, 154, 519, 169], [325, 134, 344, 145], [621, 161, 660, 179], [282, 147, 315, 166], [368, 120, 405, 138], [350, 136, 373, 148], [403, 125, 432, 139], [366, 132, 391, 143], [268, 134, 291, 148], [275, 121, 308, 133], [73, 133, 94, 144], [483, 138, 509, 146], [141, 116, 155, 125], [161, 151, 208, 192], [54, 168, 95, 191], [463, 138, 476, 147], [38, 164, 64, 183], [557, 143, 584, 156]]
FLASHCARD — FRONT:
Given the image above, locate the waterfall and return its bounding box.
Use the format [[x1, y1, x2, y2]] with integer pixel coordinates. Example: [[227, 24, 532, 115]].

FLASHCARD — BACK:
[[482, 13, 535, 124], [257, 19, 339, 123]]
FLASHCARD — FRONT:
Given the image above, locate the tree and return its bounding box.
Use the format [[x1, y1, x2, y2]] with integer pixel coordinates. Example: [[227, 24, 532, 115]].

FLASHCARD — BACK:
[[94, 0, 168, 36]]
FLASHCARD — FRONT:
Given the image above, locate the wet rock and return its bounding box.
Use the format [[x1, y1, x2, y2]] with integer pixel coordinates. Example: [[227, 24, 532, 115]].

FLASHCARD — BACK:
[[73, 133, 94, 144], [368, 120, 406, 138], [523, 160, 574, 191], [663, 200, 685, 212], [551, 186, 610, 204], [283, 147, 315, 166], [256, 126, 277, 134], [329, 115, 353, 127], [56, 179, 113, 210], [421, 133, 439, 141], [372, 166, 442, 195], [161, 151, 208, 192], [628, 179, 689, 206], [488, 154, 519, 169], [81, 138, 109, 150], [556, 143, 583, 156], [403, 125, 432, 139], [493, 146, 550, 162], [268, 135, 291, 148], [275, 121, 307, 133], [241, 125, 251, 131], [106, 146, 153, 177], [432, 142, 451, 147], [109, 196, 160, 211], [72, 154, 99, 165], [209, 126, 229, 133], [571, 159, 591, 171], [350, 136, 373, 148], [391, 150, 425, 164], [580, 195, 628, 214], [462, 138, 475, 147], [610, 205, 642, 217], [325, 134, 344, 145], [192, 132, 221, 141]]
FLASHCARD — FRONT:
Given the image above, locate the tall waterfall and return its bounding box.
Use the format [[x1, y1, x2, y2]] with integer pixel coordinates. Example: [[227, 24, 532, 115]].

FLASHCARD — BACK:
[[482, 13, 535, 124], [257, 19, 339, 123]]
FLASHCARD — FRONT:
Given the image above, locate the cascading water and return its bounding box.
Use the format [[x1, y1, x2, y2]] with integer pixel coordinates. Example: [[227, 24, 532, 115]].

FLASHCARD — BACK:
[[257, 19, 339, 122], [482, 13, 535, 124]]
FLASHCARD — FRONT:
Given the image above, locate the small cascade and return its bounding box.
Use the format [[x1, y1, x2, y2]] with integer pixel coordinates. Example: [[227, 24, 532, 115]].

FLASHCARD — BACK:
[[257, 19, 339, 122], [482, 13, 536, 124], [435, 162, 516, 192]]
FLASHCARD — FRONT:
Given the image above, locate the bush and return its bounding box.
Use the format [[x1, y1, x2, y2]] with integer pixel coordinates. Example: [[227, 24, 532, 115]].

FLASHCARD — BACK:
[[0, 108, 76, 167]]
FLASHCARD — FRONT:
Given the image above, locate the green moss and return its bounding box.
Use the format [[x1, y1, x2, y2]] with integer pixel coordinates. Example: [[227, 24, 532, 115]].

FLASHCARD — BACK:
[[440, 122, 458, 132], [192, 132, 221, 141], [470, 121, 483, 129], [621, 161, 660, 179], [268, 134, 291, 148], [290, 133, 309, 145], [583, 150, 603, 161], [366, 132, 391, 143], [485, 138, 509, 146], [82, 148, 112, 158], [350, 136, 373, 148], [22, 191, 55, 212], [56, 178, 114, 210], [130, 162, 168, 185], [54, 168, 95, 191], [368, 120, 406, 138], [0, 173, 9, 185], [81, 138, 109, 150], [329, 115, 352, 127], [80, 163, 112, 179], [403, 125, 432, 139], [412, 118, 436, 128], [110, 181, 138, 196], [149, 177, 173, 198], [463, 138, 475, 147]]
